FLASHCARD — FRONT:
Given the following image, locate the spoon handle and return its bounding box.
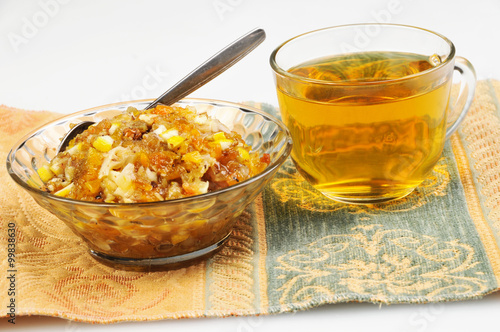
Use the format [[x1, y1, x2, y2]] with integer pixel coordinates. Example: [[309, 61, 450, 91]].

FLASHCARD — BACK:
[[145, 28, 266, 109]]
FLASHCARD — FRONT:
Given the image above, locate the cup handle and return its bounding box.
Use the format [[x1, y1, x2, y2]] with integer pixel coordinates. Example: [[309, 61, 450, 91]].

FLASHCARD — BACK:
[[445, 57, 477, 139]]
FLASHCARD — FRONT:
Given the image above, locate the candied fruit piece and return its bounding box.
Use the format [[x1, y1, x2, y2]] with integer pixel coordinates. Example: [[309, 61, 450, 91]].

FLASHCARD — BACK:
[[37, 165, 54, 182], [237, 147, 250, 161], [54, 183, 75, 197], [186, 219, 207, 230], [109, 122, 120, 135], [182, 151, 203, 164], [93, 135, 114, 152], [49, 163, 63, 176], [213, 132, 226, 140], [159, 129, 179, 141], [85, 179, 102, 194], [171, 232, 189, 245], [138, 152, 150, 167], [218, 139, 233, 150], [166, 135, 185, 148]]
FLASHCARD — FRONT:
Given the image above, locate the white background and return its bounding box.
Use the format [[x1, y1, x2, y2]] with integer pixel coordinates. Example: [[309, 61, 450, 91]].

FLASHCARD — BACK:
[[1, 0, 500, 331]]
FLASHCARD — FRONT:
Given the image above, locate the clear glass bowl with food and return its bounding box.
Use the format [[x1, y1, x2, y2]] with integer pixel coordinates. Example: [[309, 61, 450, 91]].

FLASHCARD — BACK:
[[6, 99, 292, 270]]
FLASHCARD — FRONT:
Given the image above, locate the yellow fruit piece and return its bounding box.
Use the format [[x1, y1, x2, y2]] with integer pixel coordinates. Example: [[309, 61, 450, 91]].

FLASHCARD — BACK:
[[159, 129, 179, 141], [208, 142, 222, 158], [182, 151, 203, 164], [109, 123, 120, 135], [138, 114, 156, 125], [213, 132, 226, 140], [67, 142, 82, 154], [37, 165, 54, 182], [213, 132, 233, 149], [85, 179, 101, 194], [54, 183, 75, 197], [49, 163, 63, 176], [93, 135, 114, 152], [187, 219, 207, 230], [218, 139, 233, 150], [167, 135, 185, 148], [171, 232, 189, 245], [158, 224, 172, 233], [139, 152, 149, 167], [238, 147, 250, 160], [153, 124, 167, 136], [110, 165, 134, 192], [74, 222, 86, 230], [194, 115, 207, 125]]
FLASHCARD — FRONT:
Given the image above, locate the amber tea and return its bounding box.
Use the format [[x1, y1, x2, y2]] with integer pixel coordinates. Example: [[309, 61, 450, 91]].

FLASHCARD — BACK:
[[276, 51, 453, 203]]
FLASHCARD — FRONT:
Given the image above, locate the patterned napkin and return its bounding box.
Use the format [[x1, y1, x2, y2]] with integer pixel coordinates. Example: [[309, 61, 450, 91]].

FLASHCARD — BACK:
[[1, 80, 500, 323]]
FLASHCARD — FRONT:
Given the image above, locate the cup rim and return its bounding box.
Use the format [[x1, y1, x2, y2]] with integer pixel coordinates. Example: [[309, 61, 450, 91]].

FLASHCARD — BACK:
[[269, 23, 456, 86], [6, 98, 292, 208]]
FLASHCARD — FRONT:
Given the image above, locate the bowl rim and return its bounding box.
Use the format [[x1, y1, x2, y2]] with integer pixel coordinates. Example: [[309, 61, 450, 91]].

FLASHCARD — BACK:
[[6, 98, 292, 207]]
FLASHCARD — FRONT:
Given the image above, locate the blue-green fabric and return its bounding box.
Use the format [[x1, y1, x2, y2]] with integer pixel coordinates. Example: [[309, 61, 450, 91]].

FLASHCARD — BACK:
[[256, 80, 500, 309]]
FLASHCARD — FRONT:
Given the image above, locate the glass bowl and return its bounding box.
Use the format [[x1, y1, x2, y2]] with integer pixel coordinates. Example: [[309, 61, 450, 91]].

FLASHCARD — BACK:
[[6, 99, 292, 270]]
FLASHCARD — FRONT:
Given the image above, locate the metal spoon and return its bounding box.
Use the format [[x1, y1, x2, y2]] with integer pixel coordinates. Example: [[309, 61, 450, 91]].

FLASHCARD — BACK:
[[57, 28, 266, 154]]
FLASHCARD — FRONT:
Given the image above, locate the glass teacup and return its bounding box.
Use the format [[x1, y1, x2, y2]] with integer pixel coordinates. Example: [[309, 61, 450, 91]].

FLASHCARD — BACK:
[[270, 24, 476, 204]]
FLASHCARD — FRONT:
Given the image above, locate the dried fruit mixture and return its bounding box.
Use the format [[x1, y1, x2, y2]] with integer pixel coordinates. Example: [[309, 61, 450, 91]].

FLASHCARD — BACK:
[[38, 105, 270, 203]]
